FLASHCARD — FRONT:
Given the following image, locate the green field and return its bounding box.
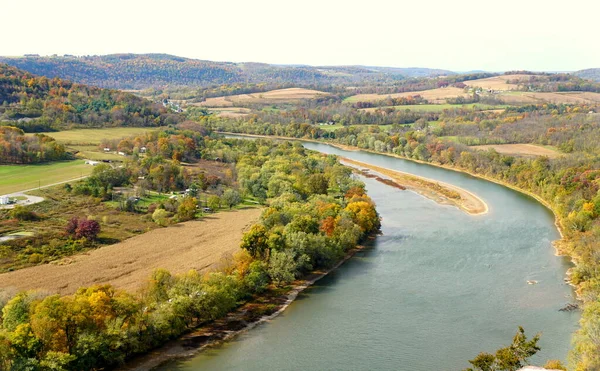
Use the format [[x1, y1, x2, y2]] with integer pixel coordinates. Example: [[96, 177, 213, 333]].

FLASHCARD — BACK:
[[69, 145, 126, 161], [0, 160, 93, 195], [37, 127, 164, 145], [2, 128, 161, 195]]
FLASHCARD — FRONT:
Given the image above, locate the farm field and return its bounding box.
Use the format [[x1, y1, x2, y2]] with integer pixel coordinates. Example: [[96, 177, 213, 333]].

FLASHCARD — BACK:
[[345, 86, 468, 104], [0, 208, 262, 295], [207, 107, 252, 118], [0, 160, 93, 195], [38, 127, 164, 145], [195, 88, 330, 107], [359, 103, 505, 113], [493, 91, 600, 105], [69, 145, 126, 161], [523, 92, 600, 104], [6, 127, 164, 194], [472, 143, 562, 158], [462, 74, 533, 90]]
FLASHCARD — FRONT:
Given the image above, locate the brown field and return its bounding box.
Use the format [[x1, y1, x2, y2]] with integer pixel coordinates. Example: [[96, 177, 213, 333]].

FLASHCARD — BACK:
[[495, 91, 600, 105], [182, 159, 232, 179], [463, 74, 534, 91], [0, 208, 262, 295], [195, 88, 330, 107], [525, 92, 600, 104], [495, 93, 540, 104], [472, 144, 561, 158], [347, 87, 468, 104], [208, 107, 252, 118]]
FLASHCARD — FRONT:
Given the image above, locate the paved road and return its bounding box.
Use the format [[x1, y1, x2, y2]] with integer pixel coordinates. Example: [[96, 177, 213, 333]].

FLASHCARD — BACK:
[[0, 176, 89, 209]]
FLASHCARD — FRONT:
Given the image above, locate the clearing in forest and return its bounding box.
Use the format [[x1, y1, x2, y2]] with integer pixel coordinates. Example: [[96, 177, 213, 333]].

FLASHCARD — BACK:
[[0, 208, 262, 295], [208, 107, 253, 118], [197, 88, 330, 107], [463, 74, 534, 91], [472, 144, 561, 158]]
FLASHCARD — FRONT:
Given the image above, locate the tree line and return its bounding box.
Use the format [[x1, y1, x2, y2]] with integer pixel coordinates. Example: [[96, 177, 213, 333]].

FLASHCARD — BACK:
[[0, 126, 67, 163]]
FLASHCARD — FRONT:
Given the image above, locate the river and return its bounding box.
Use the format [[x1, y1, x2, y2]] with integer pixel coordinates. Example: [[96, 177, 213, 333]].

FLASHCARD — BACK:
[[157, 138, 579, 370]]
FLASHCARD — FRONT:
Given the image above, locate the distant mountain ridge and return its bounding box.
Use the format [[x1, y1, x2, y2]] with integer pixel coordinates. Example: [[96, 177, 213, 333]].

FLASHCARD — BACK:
[[0, 54, 455, 90], [574, 68, 600, 82]]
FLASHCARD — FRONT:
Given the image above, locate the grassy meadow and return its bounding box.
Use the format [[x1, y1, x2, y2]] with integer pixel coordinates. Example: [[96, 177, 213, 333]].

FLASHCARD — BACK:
[[0, 160, 93, 195], [38, 127, 164, 145], [5, 127, 162, 194]]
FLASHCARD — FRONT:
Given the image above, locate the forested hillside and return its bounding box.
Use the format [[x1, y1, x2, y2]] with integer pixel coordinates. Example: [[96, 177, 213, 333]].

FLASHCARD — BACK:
[[574, 68, 600, 82], [0, 64, 181, 132], [0, 54, 454, 89]]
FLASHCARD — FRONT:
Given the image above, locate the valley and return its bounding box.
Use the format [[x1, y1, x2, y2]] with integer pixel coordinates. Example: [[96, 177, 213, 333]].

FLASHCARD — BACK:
[[0, 52, 599, 371]]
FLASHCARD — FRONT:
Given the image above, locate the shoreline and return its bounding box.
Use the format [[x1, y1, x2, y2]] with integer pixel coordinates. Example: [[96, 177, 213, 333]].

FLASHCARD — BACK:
[[221, 133, 572, 273], [221, 134, 565, 245], [341, 157, 488, 216], [118, 242, 373, 371]]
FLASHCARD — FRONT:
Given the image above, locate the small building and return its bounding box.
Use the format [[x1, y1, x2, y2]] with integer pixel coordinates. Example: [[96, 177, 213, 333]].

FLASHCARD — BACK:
[[0, 196, 9, 205], [103, 147, 111, 152], [140, 147, 147, 153]]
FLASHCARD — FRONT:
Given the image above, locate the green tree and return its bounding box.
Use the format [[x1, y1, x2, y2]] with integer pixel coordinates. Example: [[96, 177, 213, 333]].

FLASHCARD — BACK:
[[241, 224, 270, 258], [222, 189, 241, 209], [2, 293, 32, 332], [207, 195, 221, 210], [40, 351, 76, 371]]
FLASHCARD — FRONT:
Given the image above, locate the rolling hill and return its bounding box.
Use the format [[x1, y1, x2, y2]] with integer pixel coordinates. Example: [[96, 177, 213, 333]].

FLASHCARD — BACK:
[[0, 63, 181, 132], [0, 54, 455, 89]]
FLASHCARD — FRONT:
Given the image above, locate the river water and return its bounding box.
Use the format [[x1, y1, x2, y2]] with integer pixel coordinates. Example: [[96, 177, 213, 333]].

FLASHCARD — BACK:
[[158, 139, 579, 370]]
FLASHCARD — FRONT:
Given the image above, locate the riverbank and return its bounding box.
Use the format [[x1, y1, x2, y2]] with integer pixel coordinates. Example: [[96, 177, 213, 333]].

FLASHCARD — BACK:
[[341, 157, 488, 216], [118, 242, 374, 371], [220, 133, 566, 254]]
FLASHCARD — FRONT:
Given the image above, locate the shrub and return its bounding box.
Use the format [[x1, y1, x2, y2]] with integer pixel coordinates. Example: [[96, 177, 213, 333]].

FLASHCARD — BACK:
[[207, 195, 221, 210], [152, 209, 170, 227], [65, 217, 101, 240], [177, 197, 197, 221], [543, 360, 566, 370], [147, 203, 158, 214], [10, 206, 37, 221]]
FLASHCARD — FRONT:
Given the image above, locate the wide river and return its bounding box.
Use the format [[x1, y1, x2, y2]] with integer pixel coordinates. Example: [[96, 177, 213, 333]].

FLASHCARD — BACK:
[[158, 139, 579, 370]]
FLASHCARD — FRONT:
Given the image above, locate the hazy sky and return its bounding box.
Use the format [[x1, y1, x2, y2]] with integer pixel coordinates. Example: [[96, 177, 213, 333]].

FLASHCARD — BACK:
[[3, 0, 599, 71]]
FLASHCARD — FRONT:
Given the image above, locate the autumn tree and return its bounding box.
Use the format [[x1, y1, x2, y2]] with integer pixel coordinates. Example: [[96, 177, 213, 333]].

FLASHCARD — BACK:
[[464, 327, 541, 371]]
